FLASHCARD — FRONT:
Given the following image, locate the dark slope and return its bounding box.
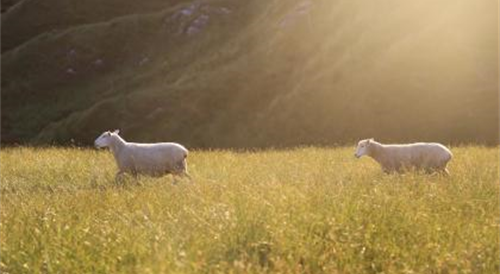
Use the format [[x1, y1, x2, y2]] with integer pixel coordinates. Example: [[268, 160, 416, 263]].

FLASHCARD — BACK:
[[1, 0, 194, 52], [1, 0, 21, 13], [1, 0, 498, 147]]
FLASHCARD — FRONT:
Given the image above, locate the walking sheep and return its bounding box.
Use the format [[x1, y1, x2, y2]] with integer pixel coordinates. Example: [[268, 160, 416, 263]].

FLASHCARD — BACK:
[[354, 138, 452, 174], [94, 130, 191, 181]]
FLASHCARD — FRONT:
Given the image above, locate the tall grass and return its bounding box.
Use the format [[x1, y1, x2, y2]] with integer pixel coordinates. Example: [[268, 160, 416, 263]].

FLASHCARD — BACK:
[[1, 146, 498, 273]]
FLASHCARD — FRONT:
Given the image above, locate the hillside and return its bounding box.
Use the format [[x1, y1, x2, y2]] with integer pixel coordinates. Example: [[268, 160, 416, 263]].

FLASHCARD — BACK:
[[1, 0, 498, 147]]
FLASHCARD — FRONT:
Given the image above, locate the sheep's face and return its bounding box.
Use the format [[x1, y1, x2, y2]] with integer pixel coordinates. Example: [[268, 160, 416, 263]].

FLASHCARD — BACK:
[[354, 139, 373, 158], [94, 131, 114, 148]]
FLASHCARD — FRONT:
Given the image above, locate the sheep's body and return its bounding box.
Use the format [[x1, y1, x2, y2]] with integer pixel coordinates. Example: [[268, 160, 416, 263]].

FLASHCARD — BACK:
[[95, 130, 190, 179], [113, 142, 188, 177], [355, 139, 452, 174]]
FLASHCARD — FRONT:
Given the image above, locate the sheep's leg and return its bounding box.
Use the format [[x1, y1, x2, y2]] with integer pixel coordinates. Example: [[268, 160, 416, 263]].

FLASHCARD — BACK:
[[441, 168, 450, 176], [115, 171, 126, 185], [182, 171, 192, 180], [169, 171, 191, 185], [382, 166, 395, 174], [170, 171, 191, 184], [171, 159, 192, 182], [440, 159, 451, 176], [172, 174, 180, 185], [393, 163, 405, 174], [423, 167, 434, 174], [131, 171, 139, 179], [426, 167, 449, 177]]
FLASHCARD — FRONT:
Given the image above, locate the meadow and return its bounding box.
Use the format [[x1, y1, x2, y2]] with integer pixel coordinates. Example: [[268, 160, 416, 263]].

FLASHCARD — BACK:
[[0, 146, 498, 273]]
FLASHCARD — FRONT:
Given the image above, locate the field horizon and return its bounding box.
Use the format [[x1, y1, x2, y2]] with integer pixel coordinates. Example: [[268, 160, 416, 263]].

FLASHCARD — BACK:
[[1, 146, 498, 273]]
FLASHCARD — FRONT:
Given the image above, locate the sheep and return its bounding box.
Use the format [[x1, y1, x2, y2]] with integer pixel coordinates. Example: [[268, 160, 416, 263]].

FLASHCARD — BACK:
[[94, 129, 191, 181], [354, 138, 452, 174]]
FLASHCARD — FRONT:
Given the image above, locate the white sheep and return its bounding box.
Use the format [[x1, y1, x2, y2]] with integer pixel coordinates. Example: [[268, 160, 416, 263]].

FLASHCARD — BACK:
[[354, 138, 452, 174], [94, 130, 191, 181]]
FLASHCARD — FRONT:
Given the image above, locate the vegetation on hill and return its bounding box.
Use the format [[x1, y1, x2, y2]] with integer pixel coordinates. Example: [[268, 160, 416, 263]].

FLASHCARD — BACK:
[[1, 0, 498, 147]]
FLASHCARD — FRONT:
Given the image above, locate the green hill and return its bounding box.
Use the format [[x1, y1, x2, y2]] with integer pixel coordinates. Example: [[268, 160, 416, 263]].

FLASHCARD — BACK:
[[1, 0, 498, 147]]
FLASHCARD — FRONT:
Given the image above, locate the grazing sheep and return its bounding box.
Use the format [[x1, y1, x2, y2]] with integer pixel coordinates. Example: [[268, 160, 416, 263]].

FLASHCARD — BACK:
[[94, 130, 191, 181], [354, 138, 452, 174]]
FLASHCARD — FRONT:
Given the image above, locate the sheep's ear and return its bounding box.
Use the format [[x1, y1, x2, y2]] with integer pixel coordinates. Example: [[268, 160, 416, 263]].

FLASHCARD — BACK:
[[113, 129, 120, 135]]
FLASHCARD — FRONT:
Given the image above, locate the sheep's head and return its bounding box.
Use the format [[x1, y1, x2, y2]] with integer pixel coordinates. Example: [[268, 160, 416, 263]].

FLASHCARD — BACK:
[[94, 130, 120, 148], [354, 138, 374, 158]]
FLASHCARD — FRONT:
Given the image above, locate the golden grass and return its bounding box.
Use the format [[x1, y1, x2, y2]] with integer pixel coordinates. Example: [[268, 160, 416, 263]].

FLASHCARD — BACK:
[[1, 146, 498, 273]]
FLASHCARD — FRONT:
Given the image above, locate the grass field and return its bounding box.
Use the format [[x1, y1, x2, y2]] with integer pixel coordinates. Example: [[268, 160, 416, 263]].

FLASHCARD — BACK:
[[0, 146, 498, 273]]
